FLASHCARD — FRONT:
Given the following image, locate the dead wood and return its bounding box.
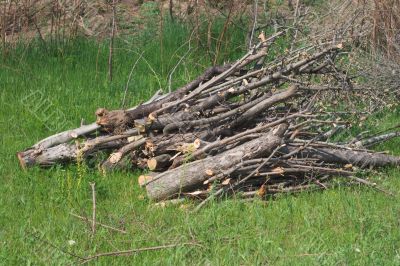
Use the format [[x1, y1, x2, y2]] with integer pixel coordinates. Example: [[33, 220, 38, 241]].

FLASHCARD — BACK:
[[96, 64, 231, 132], [145, 123, 288, 201], [147, 154, 172, 171], [280, 145, 400, 167], [101, 138, 146, 171], [17, 33, 400, 207]]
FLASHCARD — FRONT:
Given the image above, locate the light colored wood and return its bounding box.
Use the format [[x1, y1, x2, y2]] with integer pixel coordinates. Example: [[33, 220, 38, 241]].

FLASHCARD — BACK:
[[147, 154, 172, 171]]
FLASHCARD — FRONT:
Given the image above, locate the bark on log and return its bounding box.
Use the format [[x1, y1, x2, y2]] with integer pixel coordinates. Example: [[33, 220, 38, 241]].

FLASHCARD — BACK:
[[34, 123, 100, 150], [17, 143, 77, 168], [96, 64, 231, 131], [354, 131, 400, 148], [17, 137, 127, 168], [17, 123, 100, 168], [162, 87, 294, 134], [147, 154, 172, 171], [281, 145, 400, 167], [146, 133, 198, 156], [232, 84, 298, 128], [16, 90, 162, 169], [17, 129, 138, 168], [145, 123, 288, 201]]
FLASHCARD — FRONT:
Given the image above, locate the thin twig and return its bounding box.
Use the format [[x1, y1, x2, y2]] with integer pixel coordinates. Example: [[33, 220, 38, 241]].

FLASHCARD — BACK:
[[27, 229, 84, 261], [80, 242, 199, 264], [122, 51, 145, 108], [108, 0, 116, 82], [167, 31, 194, 93], [70, 212, 127, 234], [248, 0, 258, 49], [90, 182, 96, 235], [347, 176, 394, 197]]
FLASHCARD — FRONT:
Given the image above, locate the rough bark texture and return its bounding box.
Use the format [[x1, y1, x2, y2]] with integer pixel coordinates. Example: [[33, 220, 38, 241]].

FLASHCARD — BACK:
[[17, 130, 138, 168], [101, 138, 147, 171], [96, 64, 231, 132], [147, 154, 172, 171], [145, 123, 287, 201], [281, 145, 400, 167]]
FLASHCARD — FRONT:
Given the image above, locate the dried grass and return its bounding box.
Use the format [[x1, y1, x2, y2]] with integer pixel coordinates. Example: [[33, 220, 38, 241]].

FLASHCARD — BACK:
[[371, 0, 400, 59]]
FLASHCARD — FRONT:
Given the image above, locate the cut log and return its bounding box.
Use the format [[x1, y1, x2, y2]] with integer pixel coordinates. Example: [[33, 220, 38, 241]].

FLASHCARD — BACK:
[[138, 172, 157, 187], [17, 129, 138, 168], [16, 89, 162, 169], [147, 154, 172, 171], [280, 145, 400, 167], [145, 123, 288, 201], [17, 137, 126, 168], [18, 143, 77, 168], [17, 123, 100, 169], [33, 123, 100, 150], [101, 138, 147, 171]]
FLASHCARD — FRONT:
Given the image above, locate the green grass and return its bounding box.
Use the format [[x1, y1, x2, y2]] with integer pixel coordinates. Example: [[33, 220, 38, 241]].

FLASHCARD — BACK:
[[1, 22, 400, 265]]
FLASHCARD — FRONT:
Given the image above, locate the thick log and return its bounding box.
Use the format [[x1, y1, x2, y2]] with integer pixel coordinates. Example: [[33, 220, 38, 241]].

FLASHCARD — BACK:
[[17, 139, 127, 168], [146, 127, 232, 157], [145, 123, 288, 201], [17, 129, 138, 168], [134, 111, 194, 132], [146, 133, 198, 156], [17, 137, 128, 168], [18, 143, 77, 167], [281, 145, 400, 167], [33, 123, 100, 150], [17, 123, 100, 168]]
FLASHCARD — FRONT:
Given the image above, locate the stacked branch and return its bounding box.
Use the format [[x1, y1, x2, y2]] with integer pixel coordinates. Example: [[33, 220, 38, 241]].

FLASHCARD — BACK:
[[17, 32, 400, 206]]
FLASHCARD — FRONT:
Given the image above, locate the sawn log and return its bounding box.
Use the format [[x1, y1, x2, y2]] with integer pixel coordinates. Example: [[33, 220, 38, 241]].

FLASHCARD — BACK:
[[145, 123, 288, 201]]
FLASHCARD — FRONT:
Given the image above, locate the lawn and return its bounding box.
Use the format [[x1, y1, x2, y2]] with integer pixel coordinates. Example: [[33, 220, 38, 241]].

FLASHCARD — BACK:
[[1, 24, 400, 265]]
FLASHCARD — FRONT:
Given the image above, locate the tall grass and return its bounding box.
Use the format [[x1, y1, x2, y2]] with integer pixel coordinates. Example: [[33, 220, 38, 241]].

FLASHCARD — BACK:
[[372, 0, 400, 59]]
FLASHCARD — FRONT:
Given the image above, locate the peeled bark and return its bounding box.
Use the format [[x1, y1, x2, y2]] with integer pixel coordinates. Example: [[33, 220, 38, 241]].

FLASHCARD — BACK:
[[145, 123, 288, 201]]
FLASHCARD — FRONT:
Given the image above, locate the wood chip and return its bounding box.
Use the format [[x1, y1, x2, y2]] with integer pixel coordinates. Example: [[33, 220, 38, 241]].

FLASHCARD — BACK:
[[221, 178, 231, 185], [109, 152, 122, 164]]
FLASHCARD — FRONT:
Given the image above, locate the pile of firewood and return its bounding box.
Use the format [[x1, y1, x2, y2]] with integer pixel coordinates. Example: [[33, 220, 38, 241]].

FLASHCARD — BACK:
[[17, 32, 400, 208]]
